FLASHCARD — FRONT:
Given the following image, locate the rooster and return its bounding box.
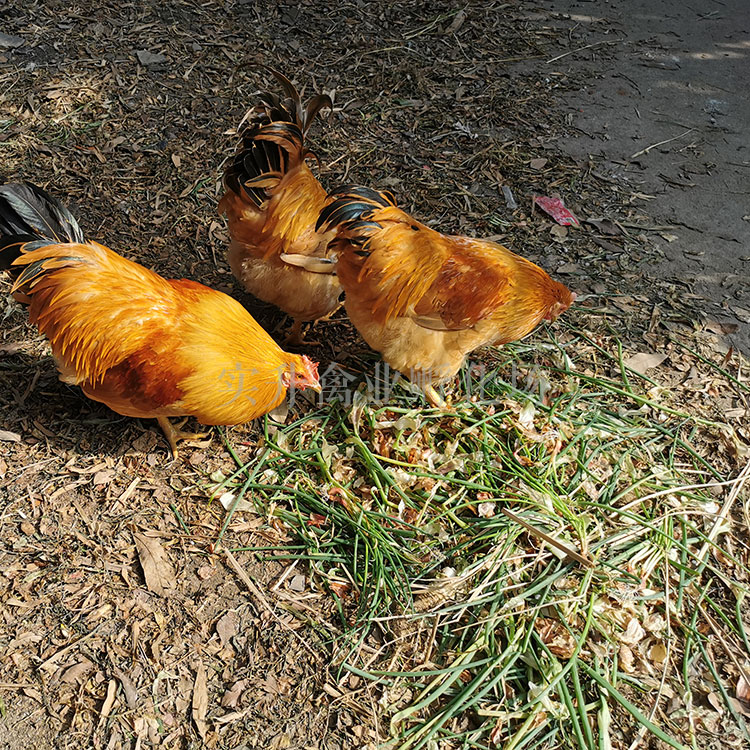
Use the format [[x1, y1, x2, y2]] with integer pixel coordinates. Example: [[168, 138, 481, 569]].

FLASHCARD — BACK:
[[0, 182, 320, 456], [286, 185, 574, 407], [218, 69, 340, 345]]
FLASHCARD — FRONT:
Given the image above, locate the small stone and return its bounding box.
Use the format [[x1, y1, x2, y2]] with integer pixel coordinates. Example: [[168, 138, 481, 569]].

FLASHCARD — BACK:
[[0, 33, 24, 49]]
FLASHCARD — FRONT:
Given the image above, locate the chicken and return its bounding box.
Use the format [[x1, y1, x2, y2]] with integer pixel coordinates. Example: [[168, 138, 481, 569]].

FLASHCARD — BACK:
[[218, 69, 340, 345], [0, 182, 320, 456], [299, 185, 574, 407]]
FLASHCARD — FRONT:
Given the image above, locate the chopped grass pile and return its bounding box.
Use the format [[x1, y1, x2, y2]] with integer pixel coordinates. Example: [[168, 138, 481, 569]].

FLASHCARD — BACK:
[[207, 316, 750, 748]]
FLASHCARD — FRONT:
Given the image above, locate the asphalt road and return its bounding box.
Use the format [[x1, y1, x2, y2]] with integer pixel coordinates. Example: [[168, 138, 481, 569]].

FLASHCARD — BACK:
[[541, 0, 750, 355]]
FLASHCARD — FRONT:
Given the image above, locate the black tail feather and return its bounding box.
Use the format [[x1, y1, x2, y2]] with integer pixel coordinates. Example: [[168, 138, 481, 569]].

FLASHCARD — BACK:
[[223, 69, 332, 208], [0, 183, 83, 245], [0, 182, 83, 278], [316, 185, 398, 232]]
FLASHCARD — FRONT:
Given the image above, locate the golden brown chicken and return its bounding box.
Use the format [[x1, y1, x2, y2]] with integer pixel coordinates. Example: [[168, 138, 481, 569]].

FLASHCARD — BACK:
[[0, 182, 320, 456], [218, 69, 340, 345], [290, 185, 574, 407]]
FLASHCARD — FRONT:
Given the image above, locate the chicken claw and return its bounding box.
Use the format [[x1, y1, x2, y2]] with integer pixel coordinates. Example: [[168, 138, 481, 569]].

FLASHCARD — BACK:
[[284, 319, 320, 347], [157, 416, 211, 458], [423, 385, 447, 409]]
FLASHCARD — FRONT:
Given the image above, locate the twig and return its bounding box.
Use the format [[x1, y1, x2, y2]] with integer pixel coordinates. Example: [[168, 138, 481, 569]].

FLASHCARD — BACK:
[[0, 682, 36, 689], [223, 548, 322, 663], [546, 40, 619, 64], [37, 622, 108, 672], [501, 508, 594, 568], [630, 129, 695, 159], [693, 458, 750, 569]]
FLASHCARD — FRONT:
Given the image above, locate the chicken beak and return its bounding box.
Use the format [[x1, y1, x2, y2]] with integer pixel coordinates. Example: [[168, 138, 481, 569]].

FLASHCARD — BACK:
[[310, 381, 323, 394]]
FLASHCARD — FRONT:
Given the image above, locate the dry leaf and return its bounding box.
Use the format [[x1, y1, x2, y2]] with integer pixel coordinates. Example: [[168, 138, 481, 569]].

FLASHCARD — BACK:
[[221, 679, 247, 709], [134, 532, 176, 596], [445, 9, 466, 34], [97, 679, 118, 728], [113, 668, 138, 710], [624, 352, 668, 375], [219, 491, 253, 512], [289, 574, 306, 592], [737, 675, 750, 701], [192, 660, 209, 741], [729, 304, 750, 323], [92, 469, 115, 486], [535, 618, 576, 658], [477, 502, 496, 518], [0, 33, 24, 48], [530, 157, 548, 170], [584, 217, 622, 235], [619, 644, 635, 673], [60, 659, 94, 684], [0, 430, 21, 442], [649, 642, 668, 664], [707, 691, 724, 715], [136, 50, 167, 67], [216, 611, 237, 647], [620, 617, 647, 644]]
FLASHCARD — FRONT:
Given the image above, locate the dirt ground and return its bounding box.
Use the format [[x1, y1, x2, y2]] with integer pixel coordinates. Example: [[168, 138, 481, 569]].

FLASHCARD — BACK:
[[0, 1, 748, 749], [540, 0, 750, 354]]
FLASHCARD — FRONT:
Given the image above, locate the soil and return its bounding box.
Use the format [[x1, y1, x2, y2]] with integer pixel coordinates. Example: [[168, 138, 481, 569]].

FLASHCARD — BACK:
[[0, 1, 747, 748], [539, 0, 750, 354]]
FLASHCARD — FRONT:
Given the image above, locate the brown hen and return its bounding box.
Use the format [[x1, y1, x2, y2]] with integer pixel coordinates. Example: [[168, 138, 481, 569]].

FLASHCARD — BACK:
[[0, 182, 320, 455], [218, 70, 340, 345], [303, 186, 575, 406]]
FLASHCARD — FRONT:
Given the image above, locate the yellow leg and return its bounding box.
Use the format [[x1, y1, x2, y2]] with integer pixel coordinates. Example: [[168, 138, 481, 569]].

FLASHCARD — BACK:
[[283, 318, 320, 347], [423, 384, 447, 409], [314, 301, 344, 324], [156, 416, 211, 459]]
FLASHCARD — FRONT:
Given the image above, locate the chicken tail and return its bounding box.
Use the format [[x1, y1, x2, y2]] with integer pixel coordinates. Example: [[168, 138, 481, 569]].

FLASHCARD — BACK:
[[222, 68, 332, 208], [0, 182, 84, 274], [315, 185, 398, 248], [0, 182, 89, 297]]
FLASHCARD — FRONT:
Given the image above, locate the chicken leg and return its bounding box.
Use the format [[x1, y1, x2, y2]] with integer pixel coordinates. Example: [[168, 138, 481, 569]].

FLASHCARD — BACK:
[[157, 416, 211, 458], [284, 318, 320, 347], [423, 384, 447, 409]]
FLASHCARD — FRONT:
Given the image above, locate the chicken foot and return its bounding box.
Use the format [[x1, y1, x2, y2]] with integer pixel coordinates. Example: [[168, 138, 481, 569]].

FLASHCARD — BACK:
[[284, 318, 320, 347], [313, 300, 344, 324], [157, 416, 211, 458], [423, 384, 447, 409]]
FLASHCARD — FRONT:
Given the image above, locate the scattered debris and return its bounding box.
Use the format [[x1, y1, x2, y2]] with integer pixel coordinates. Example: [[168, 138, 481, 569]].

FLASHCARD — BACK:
[[135, 50, 167, 68], [534, 196, 580, 226], [624, 351, 668, 374]]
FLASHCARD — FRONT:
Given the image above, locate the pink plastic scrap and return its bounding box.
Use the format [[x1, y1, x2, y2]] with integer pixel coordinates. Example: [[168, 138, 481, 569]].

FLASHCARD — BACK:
[[534, 196, 580, 227]]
